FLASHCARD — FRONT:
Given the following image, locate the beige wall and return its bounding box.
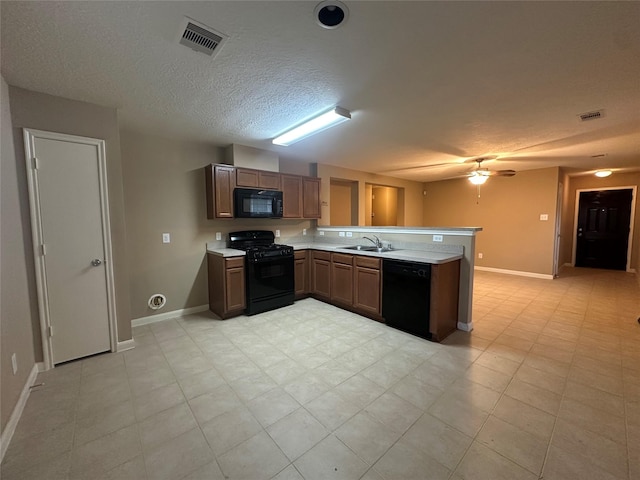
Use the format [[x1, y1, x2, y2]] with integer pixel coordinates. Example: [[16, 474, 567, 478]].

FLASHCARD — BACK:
[[424, 167, 560, 276], [330, 180, 355, 226], [317, 164, 424, 227], [7, 87, 132, 348], [120, 130, 314, 319], [1, 77, 38, 433], [561, 171, 640, 271]]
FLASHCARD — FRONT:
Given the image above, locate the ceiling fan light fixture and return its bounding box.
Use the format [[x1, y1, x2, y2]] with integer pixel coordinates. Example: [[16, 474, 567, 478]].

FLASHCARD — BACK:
[[272, 106, 351, 146], [595, 170, 612, 178], [468, 173, 489, 185]]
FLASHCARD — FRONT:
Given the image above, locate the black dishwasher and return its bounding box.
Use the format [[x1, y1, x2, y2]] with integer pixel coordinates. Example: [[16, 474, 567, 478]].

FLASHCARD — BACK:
[[382, 259, 431, 339]]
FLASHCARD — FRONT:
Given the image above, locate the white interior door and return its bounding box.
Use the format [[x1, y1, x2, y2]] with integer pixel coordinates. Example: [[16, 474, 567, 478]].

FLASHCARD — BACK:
[[24, 129, 116, 366]]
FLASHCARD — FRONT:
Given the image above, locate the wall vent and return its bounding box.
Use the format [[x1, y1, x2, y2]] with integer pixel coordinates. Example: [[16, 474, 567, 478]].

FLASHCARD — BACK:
[[579, 110, 604, 122], [179, 18, 226, 56]]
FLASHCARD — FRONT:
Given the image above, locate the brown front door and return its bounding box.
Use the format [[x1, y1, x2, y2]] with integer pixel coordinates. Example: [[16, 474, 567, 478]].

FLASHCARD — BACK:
[[575, 189, 633, 270]]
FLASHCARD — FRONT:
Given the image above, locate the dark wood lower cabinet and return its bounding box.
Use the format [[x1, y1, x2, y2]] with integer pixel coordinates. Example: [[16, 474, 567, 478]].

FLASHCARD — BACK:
[[294, 250, 310, 299], [311, 251, 331, 300], [330, 253, 354, 306], [429, 259, 460, 342], [354, 256, 381, 317], [208, 254, 245, 319]]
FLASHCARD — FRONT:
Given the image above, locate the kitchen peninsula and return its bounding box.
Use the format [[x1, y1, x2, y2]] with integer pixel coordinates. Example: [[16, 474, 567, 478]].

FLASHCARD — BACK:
[[207, 226, 481, 340]]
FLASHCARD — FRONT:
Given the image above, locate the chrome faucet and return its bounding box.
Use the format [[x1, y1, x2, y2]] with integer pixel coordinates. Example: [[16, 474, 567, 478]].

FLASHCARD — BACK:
[[363, 235, 382, 248]]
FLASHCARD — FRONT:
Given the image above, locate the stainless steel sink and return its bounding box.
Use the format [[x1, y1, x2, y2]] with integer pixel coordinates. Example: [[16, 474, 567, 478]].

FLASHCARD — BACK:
[[343, 245, 377, 251], [341, 245, 397, 253]]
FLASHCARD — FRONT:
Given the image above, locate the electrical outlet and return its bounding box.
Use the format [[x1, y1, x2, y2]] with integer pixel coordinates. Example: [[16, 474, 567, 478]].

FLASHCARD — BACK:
[[215, 232, 222, 241], [540, 214, 549, 221], [162, 233, 170, 243], [275, 230, 280, 238], [478, 253, 483, 259], [303, 229, 307, 236], [346, 232, 353, 237], [11, 353, 17, 375], [339, 231, 345, 237], [433, 234, 443, 242], [319, 231, 325, 236]]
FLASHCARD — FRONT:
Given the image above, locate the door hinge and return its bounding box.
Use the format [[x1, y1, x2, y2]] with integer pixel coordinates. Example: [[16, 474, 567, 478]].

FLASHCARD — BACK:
[[47, 326, 53, 337], [40, 244, 47, 256], [32, 157, 39, 170]]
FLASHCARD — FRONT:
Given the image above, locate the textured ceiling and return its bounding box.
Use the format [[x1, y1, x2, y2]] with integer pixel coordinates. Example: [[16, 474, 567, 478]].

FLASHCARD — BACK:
[[2, 1, 639, 181]]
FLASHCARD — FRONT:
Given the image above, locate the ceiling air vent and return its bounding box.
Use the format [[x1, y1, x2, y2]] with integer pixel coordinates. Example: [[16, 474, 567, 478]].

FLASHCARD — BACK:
[[179, 18, 226, 57], [579, 110, 604, 122]]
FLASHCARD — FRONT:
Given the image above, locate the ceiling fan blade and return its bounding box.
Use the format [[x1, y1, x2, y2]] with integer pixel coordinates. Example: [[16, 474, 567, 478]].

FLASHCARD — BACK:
[[492, 170, 517, 177], [380, 161, 459, 173]]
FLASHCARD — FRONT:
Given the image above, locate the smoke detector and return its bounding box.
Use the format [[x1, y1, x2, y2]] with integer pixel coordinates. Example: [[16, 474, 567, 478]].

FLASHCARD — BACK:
[[178, 17, 227, 57]]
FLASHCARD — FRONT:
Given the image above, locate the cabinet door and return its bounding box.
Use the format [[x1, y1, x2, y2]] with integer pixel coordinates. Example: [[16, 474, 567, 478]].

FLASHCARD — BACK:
[[294, 251, 309, 297], [225, 266, 246, 312], [354, 266, 381, 316], [259, 171, 281, 190], [236, 168, 259, 188], [282, 174, 303, 218], [312, 258, 331, 300], [212, 165, 235, 218], [331, 258, 354, 306], [303, 177, 321, 218]]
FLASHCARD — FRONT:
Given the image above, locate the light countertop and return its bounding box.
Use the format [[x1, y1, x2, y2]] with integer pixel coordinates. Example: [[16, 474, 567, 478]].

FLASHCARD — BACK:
[[206, 243, 462, 264]]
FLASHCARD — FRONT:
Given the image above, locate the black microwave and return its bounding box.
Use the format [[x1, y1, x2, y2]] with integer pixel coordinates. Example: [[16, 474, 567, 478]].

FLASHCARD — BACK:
[[234, 188, 283, 218]]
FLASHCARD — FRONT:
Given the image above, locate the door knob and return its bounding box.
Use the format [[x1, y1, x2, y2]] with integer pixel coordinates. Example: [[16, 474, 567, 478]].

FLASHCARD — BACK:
[[91, 259, 102, 267]]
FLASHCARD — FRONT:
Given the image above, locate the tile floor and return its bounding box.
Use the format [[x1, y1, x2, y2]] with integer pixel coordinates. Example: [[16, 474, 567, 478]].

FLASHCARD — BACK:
[[2, 267, 640, 480]]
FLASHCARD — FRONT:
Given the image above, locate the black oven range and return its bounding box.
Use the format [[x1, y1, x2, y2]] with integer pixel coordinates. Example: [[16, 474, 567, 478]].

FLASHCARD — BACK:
[[229, 230, 295, 315]]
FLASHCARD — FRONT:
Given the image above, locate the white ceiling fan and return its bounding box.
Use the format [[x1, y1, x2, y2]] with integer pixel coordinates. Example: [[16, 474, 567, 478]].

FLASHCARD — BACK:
[[466, 157, 516, 185]]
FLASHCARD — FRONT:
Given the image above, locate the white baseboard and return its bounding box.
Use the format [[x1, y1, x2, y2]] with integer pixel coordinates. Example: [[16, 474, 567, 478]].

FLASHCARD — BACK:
[[131, 304, 209, 327], [0, 363, 39, 462], [474, 266, 553, 280], [116, 339, 136, 352], [457, 321, 474, 332]]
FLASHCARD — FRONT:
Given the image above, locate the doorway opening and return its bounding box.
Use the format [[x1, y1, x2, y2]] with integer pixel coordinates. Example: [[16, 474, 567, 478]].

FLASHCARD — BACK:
[[365, 184, 404, 226], [330, 178, 358, 226], [572, 187, 636, 271]]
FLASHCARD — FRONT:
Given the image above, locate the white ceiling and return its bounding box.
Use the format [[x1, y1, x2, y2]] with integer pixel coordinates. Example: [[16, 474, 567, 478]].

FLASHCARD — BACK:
[[2, 1, 639, 182]]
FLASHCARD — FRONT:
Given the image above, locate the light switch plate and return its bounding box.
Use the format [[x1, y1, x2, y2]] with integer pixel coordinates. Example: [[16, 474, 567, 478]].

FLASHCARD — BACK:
[[339, 231, 345, 237], [215, 232, 222, 241], [162, 233, 170, 243]]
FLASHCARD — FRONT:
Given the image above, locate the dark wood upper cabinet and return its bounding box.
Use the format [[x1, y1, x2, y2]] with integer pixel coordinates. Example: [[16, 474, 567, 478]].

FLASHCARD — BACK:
[[303, 177, 321, 218], [236, 168, 281, 190], [206, 164, 235, 219], [281, 174, 303, 218], [206, 163, 319, 219]]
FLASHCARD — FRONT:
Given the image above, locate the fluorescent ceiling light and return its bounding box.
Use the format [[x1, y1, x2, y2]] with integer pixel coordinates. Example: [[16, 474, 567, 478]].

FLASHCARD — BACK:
[[273, 107, 351, 146], [595, 170, 612, 177], [468, 172, 489, 185]]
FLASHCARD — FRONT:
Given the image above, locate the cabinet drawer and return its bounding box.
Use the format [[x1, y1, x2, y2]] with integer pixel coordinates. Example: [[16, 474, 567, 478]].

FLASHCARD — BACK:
[[225, 257, 245, 269], [294, 250, 307, 260], [355, 256, 380, 269], [312, 250, 331, 262], [332, 253, 354, 265]]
